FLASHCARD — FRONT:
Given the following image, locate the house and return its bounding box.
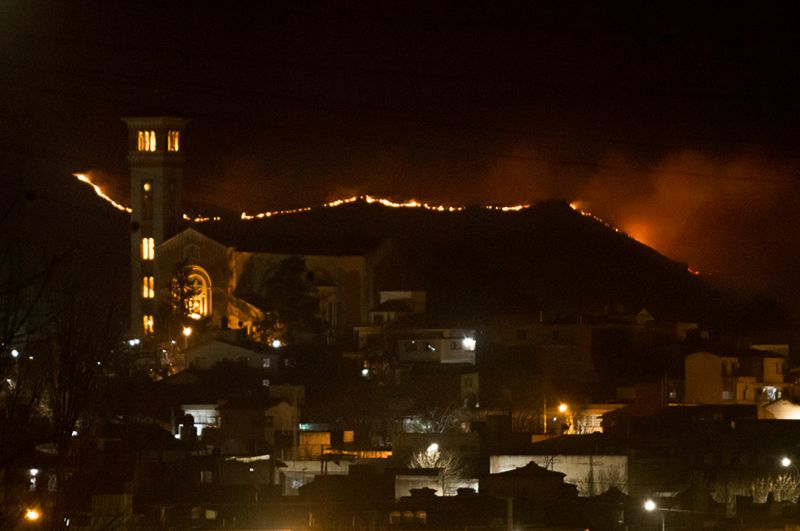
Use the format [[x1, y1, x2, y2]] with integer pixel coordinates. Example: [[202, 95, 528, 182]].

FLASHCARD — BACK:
[[184, 337, 281, 372], [685, 349, 787, 405], [480, 461, 578, 501], [216, 395, 298, 456], [358, 310, 478, 365]]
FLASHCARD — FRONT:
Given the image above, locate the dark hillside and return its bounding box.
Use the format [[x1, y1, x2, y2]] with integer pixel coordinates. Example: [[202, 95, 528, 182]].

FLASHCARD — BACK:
[[192, 199, 733, 323]]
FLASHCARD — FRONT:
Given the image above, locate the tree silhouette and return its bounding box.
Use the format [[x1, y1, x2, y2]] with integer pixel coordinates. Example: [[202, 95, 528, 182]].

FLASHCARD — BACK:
[[255, 256, 324, 346], [408, 444, 467, 496]]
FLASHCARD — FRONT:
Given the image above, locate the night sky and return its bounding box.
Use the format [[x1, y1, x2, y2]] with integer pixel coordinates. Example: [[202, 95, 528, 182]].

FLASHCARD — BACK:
[[1, 3, 799, 303]]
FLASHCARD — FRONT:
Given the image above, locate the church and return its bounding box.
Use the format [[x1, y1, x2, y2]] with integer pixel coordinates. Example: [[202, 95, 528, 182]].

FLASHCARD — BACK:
[[123, 116, 391, 346]]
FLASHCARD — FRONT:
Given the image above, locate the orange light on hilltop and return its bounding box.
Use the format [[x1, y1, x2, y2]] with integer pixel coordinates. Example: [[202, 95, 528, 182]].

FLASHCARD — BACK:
[[241, 195, 468, 219], [183, 213, 221, 223], [70, 173, 534, 220]]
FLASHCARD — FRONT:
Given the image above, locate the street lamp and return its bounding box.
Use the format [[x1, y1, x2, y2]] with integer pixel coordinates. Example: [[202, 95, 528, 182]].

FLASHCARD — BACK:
[[24, 507, 41, 522], [643, 499, 665, 531], [558, 403, 568, 413], [781, 456, 799, 475]]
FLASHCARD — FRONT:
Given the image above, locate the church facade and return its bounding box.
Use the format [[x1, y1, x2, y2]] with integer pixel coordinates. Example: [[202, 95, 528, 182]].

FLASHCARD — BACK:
[[123, 116, 389, 345]]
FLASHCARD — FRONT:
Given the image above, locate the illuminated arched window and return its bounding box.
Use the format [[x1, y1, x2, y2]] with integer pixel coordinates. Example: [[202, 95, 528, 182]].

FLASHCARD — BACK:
[[167, 130, 180, 151], [187, 267, 212, 320], [137, 130, 156, 152]]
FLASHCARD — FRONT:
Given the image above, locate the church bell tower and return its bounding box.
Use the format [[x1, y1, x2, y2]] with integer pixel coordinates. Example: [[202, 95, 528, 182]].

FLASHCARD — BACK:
[[122, 116, 189, 336]]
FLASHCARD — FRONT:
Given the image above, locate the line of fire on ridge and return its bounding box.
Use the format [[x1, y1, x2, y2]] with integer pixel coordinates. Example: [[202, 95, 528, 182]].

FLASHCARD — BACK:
[[71, 173, 619, 230], [74, 173, 132, 213], [72, 173, 618, 232], [71, 172, 700, 276], [240, 195, 542, 220]]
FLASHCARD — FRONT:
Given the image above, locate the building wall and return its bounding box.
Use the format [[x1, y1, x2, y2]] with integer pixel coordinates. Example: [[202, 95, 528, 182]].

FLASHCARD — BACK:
[[763, 356, 785, 384], [398, 338, 473, 364], [237, 252, 368, 333], [685, 351, 723, 404], [298, 431, 331, 459]]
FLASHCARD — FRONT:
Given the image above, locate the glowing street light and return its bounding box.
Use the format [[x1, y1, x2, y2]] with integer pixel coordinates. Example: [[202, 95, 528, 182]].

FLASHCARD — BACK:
[[643, 499, 665, 531], [558, 403, 568, 414], [11, 348, 19, 358], [271, 339, 282, 348], [24, 507, 41, 522], [781, 456, 799, 475], [182, 326, 192, 337], [426, 443, 439, 455]]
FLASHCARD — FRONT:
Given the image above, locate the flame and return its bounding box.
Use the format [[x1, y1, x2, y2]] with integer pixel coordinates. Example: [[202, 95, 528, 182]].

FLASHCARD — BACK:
[[484, 204, 530, 212], [241, 195, 468, 219], [73, 173, 132, 213], [183, 213, 221, 223], [569, 200, 623, 233]]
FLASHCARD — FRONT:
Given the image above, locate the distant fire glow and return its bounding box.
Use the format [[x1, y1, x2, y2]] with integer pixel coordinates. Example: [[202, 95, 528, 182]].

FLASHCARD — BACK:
[[570, 202, 701, 276]]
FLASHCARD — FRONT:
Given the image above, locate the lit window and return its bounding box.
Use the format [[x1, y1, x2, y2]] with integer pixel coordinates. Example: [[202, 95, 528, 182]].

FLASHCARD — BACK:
[[143, 315, 154, 334], [167, 130, 180, 151], [722, 390, 732, 400], [137, 130, 156, 152], [141, 238, 155, 260], [142, 276, 154, 299]]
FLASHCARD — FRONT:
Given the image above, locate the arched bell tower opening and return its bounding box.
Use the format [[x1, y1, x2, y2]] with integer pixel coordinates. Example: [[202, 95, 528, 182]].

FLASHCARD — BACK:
[[123, 116, 189, 336]]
